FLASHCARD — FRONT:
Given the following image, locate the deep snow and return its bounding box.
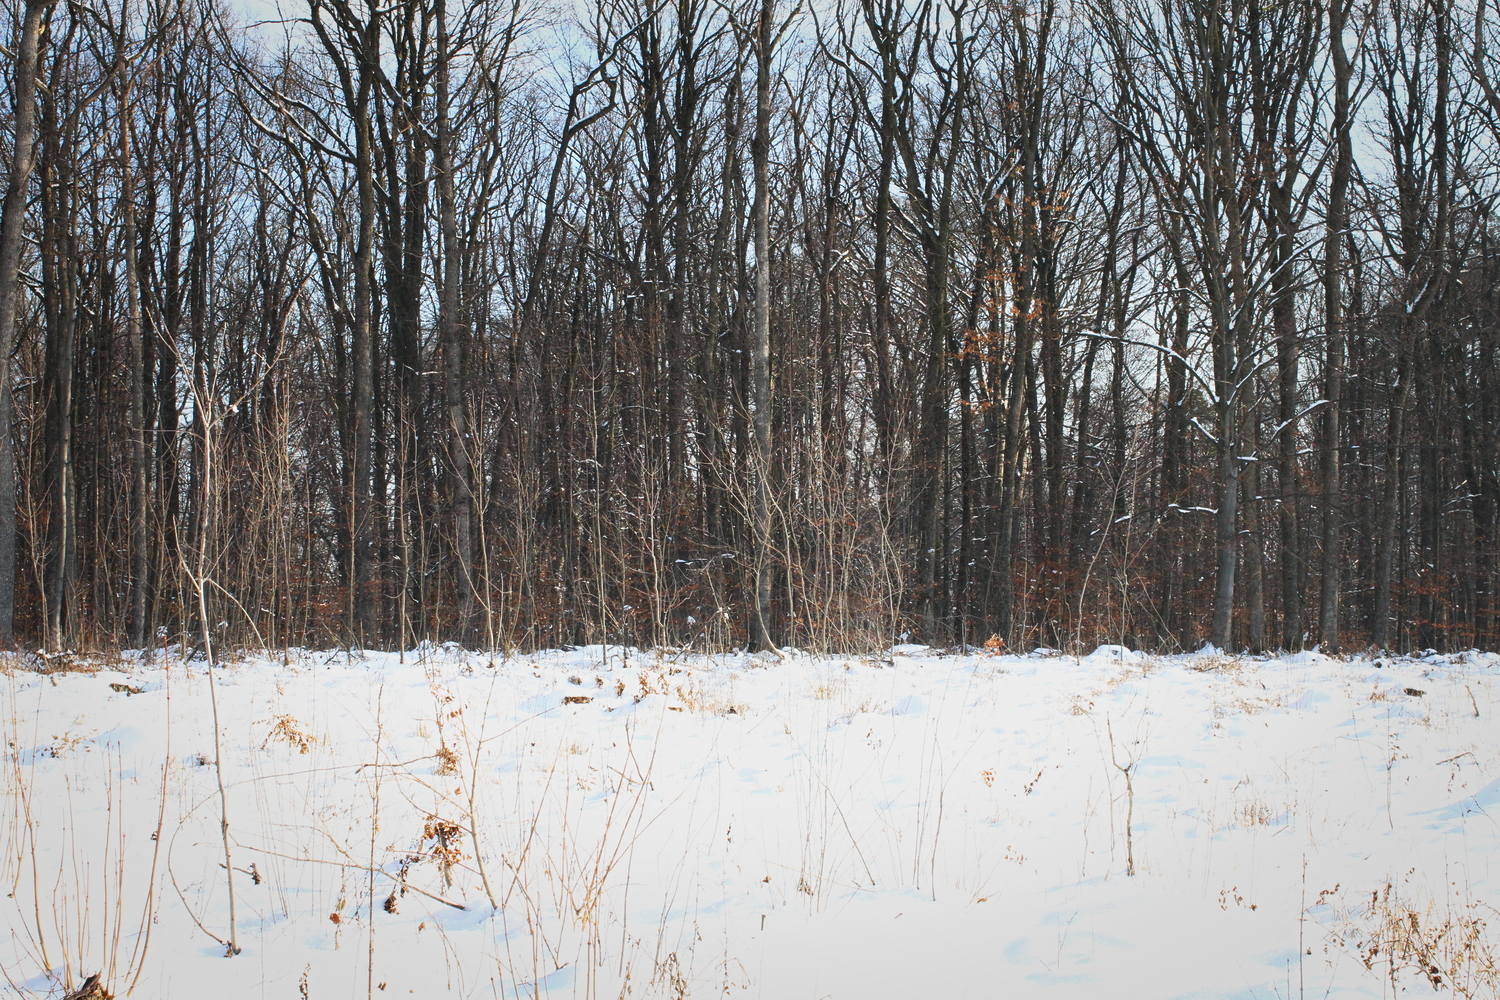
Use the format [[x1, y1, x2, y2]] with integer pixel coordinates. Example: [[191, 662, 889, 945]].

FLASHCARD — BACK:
[[2, 644, 1498, 999]]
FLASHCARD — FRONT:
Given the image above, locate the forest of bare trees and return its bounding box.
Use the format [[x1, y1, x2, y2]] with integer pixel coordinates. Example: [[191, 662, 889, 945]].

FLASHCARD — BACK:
[[0, 0, 1497, 656]]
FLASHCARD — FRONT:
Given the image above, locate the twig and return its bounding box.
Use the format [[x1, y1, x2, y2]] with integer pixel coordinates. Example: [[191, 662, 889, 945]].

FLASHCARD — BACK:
[[1106, 719, 1137, 877], [231, 842, 469, 910]]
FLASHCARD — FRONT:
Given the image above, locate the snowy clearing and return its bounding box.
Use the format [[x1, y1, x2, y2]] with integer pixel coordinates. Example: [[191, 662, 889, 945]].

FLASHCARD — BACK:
[[3, 645, 1499, 999]]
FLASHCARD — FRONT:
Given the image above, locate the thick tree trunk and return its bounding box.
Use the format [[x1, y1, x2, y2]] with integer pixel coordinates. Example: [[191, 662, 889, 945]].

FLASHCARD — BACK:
[[38, 69, 85, 652], [1243, 425, 1266, 654], [349, 14, 379, 646], [1319, 0, 1352, 652], [1211, 411, 1239, 649], [1272, 210, 1303, 650]]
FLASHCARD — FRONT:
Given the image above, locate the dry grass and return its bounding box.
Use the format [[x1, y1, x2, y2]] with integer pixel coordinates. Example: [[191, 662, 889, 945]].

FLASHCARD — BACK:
[[1063, 652, 1166, 716], [1211, 690, 1286, 724], [1186, 651, 1263, 676], [672, 678, 747, 716], [1237, 799, 1278, 827], [1327, 881, 1500, 998], [260, 714, 314, 754], [810, 678, 844, 700], [1187, 653, 1287, 724]]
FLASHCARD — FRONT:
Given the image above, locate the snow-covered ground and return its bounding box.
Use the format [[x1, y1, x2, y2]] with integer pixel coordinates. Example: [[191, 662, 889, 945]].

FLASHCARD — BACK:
[[3, 644, 1498, 999]]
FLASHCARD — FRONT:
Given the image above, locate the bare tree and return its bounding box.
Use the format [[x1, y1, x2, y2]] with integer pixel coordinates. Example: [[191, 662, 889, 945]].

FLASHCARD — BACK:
[[0, 0, 54, 647]]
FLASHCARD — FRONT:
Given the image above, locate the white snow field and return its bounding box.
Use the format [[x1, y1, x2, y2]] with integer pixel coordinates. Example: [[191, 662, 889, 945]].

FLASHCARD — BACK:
[[3, 644, 1499, 999]]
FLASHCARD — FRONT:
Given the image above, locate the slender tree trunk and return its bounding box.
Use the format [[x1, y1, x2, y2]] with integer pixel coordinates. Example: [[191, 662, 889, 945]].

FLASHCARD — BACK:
[[992, 284, 1031, 645], [1157, 236, 1191, 648], [0, 0, 52, 648], [747, 0, 775, 651], [436, 0, 473, 639], [121, 71, 150, 649], [1372, 340, 1409, 650], [863, 0, 898, 473]]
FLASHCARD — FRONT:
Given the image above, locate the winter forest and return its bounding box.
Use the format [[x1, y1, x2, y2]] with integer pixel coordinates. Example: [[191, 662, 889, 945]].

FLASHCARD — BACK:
[[1, 0, 1498, 659], [10, 2, 1500, 997]]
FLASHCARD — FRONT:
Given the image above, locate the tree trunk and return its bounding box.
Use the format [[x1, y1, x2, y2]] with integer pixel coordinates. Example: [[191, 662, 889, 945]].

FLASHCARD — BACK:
[[747, 0, 775, 651], [121, 68, 149, 649], [436, 0, 473, 640], [1319, 0, 1352, 652], [1243, 422, 1266, 653], [0, 0, 52, 647], [1272, 193, 1303, 650]]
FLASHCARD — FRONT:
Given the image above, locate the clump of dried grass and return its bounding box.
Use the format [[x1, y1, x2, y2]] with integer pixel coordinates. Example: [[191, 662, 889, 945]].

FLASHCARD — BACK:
[[1327, 881, 1500, 998], [672, 675, 747, 716], [1186, 652, 1242, 674], [261, 713, 314, 753]]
